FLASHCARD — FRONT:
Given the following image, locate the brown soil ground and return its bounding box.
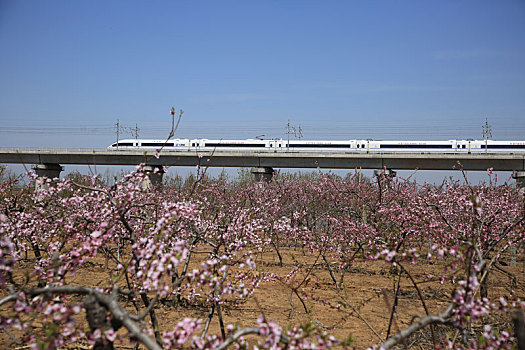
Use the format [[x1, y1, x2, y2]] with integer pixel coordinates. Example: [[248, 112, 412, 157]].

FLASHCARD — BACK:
[[1, 247, 524, 349]]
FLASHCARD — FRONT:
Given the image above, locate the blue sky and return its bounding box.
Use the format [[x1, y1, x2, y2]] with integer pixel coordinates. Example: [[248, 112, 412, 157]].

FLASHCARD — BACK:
[[0, 1, 524, 182]]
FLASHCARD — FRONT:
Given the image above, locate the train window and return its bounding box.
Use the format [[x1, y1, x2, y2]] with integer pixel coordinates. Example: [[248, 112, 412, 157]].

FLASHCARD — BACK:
[[141, 142, 164, 147], [463, 145, 466, 148], [380, 144, 452, 149], [292, 144, 349, 148], [362, 144, 365, 148], [357, 144, 360, 148], [485, 144, 525, 149], [205, 143, 265, 147], [192, 143, 196, 147], [118, 142, 134, 146]]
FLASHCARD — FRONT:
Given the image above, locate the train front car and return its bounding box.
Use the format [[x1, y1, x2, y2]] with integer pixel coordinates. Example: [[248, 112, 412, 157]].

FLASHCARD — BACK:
[[107, 139, 138, 149], [108, 139, 191, 150]]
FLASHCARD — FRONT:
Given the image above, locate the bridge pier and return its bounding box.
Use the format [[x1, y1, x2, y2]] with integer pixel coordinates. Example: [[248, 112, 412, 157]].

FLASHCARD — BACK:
[[32, 163, 64, 179], [251, 167, 274, 183], [142, 165, 165, 190], [32, 163, 64, 192], [374, 169, 396, 188], [374, 169, 397, 179], [512, 171, 525, 193]]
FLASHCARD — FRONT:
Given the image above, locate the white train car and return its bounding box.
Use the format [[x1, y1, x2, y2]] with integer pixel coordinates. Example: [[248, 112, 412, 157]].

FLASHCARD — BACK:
[[192, 139, 270, 150], [281, 140, 354, 151], [108, 139, 271, 151], [465, 140, 525, 153], [108, 139, 191, 149], [365, 140, 457, 153]]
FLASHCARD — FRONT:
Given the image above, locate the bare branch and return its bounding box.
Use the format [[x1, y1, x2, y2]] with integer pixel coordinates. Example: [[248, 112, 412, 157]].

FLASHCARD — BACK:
[[0, 294, 18, 306], [213, 327, 260, 350], [382, 304, 454, 349], [130, 294, 159, 321], [213, 327, 290, 350]]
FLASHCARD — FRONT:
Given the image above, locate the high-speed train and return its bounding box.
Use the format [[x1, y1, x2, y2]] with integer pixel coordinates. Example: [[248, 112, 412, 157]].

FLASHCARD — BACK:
[[108, 139, 525, 153]]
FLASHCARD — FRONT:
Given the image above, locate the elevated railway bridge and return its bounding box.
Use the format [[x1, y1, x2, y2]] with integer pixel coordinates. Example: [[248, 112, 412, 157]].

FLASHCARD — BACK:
[[0, 147, 524, 188]]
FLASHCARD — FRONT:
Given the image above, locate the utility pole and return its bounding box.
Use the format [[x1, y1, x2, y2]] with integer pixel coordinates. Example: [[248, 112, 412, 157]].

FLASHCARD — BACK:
[[285, 120, 303, 149], [131, 123, 140, 140], [286, 120, 291, 149], [114, 119, 120, 150], [482, 118, 492, 154], [296, 125, 303, 139]]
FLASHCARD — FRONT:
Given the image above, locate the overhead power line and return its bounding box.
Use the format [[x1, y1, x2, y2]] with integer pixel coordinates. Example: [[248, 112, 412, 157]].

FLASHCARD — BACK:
[[1, 122, 524, 139]]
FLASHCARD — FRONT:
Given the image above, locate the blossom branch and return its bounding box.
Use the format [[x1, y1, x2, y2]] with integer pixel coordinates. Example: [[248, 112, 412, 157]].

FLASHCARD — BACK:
[[25, 285, 162, 350]]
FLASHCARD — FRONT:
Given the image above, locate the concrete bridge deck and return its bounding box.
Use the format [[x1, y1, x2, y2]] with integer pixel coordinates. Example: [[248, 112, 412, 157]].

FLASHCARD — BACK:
[[1, 147, 524, 171]]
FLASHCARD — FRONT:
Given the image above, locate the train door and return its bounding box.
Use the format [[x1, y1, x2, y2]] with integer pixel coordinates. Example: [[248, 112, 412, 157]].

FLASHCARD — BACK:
[[191, 140, 203, 150], [455, 140, 468, 153], [451, 140, 457, 152], [355, 140, 367, 152], [268, 140, 278, 152]]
